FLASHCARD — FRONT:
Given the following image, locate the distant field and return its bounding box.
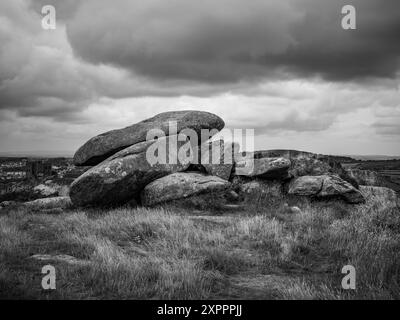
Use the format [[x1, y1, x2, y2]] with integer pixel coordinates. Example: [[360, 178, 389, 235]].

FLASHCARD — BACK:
[[343, 160, 400, 193], [379, 170, 400, 184], [355, 160, 400, 171]]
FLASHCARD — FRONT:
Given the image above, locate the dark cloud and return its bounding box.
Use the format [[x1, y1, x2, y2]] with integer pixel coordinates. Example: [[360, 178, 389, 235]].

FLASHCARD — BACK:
[[258, 0, 400, 81], [29, 0, 82, 21], [65, 0, 400, 83], [66, 0, 300, 83], [2, 0, 399, 122], [1, 0, 400, 156]]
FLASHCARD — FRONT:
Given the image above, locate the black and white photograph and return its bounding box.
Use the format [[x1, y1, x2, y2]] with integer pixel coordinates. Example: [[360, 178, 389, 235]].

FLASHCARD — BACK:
[[1, 0, 400, 305]]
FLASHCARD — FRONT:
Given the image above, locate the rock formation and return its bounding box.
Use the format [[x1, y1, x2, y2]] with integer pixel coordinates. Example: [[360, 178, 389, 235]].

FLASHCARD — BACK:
[[65, 111, 372, 209], [73, 110, 225, 166], [248, 149, 358, 187], [200, 140, 239, 180], [288, 175, 364, 203], [70, 136, 192, 206], [23, 196, 72, 210], [233, 156, 291, 180], [33, 183, 62, 197], [141, 172, 230, 206]]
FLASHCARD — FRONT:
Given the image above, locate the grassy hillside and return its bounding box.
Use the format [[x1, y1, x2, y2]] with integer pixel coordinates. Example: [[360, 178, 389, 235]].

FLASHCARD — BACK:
[[1, 187, 399, 300]]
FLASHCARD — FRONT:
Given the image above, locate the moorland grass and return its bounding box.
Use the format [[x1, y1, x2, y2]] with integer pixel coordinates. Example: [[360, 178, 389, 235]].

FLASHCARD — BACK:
[[0, 186, 399, 299]]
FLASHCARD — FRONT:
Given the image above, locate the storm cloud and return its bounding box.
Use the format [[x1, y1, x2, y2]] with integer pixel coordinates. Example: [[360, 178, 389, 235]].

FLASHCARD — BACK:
[[0, 0, 399, 155], [64, 0, 400, 82]]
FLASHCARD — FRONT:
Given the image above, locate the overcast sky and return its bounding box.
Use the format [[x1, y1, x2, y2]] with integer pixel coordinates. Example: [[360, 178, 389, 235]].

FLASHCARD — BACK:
[[1, 0, 399, 156]]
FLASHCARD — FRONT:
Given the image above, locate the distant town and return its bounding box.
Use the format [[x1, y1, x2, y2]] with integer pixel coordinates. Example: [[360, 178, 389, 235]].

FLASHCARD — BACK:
[[0, 157, 88, 202], [0, 157, 77, 182]]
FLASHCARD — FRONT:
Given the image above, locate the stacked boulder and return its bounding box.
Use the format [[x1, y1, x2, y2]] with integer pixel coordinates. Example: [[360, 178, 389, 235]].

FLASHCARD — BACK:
[[141, 172, 231, 207], [69, 110, 366, 208], [70, 111, 225, 207], [256, 150, 364, 203], [288, 175, 364, 204]]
